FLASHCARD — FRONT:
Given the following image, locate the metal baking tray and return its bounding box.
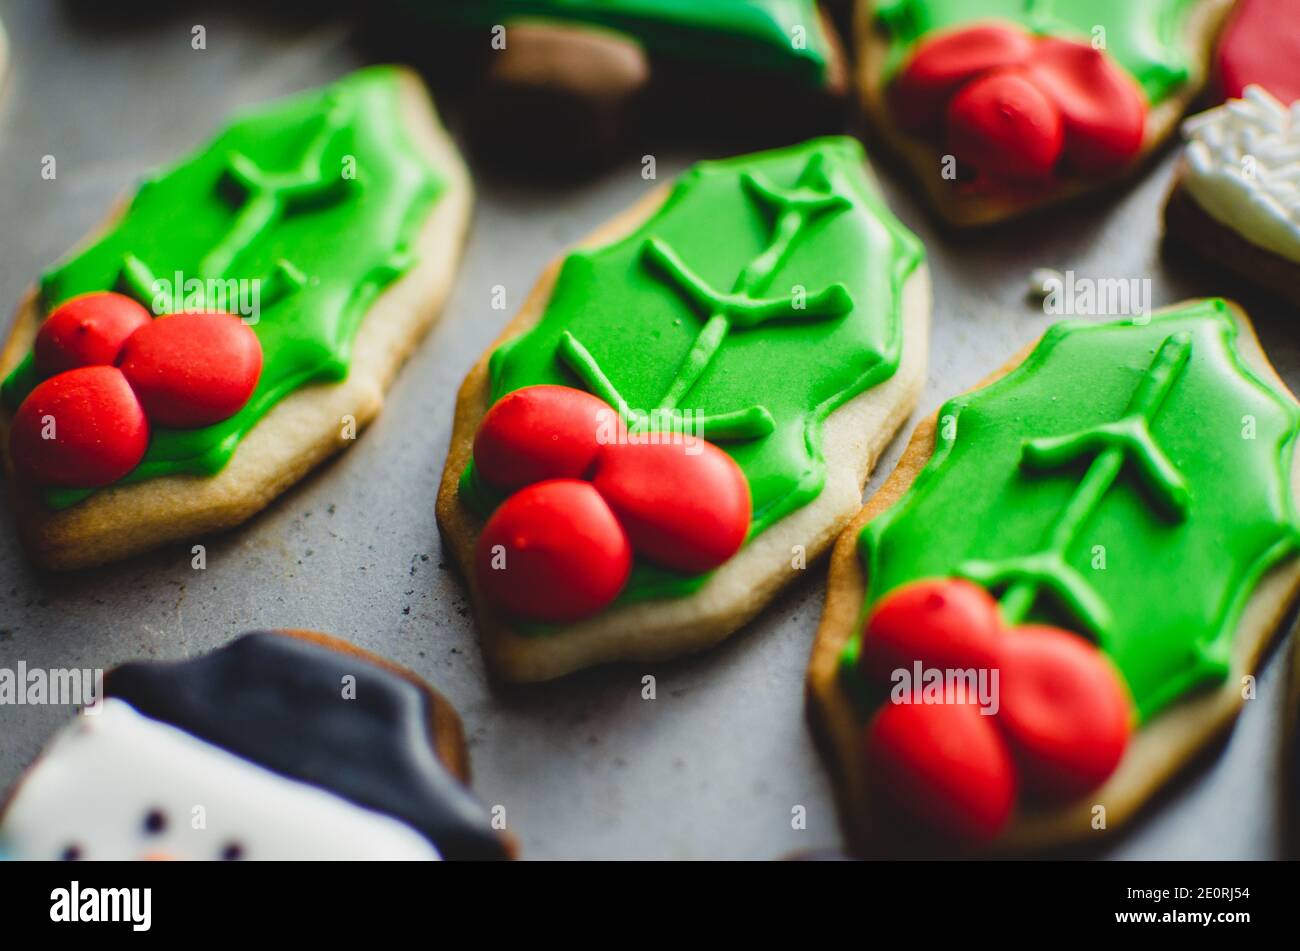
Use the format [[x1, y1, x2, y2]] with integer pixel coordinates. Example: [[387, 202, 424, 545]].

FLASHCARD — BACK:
[[0, 1, 1293, 859]]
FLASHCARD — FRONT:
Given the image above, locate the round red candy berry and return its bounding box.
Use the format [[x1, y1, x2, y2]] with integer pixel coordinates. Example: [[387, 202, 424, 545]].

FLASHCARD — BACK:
[[473, 385, 618, 492], [10, 366, 149, 487], [1026, 38, 1145, 175], [591, 439, 750, 574], [995, 625, 1133, 801], [475, 479, 632, 623], [34, 292, 152, 376], [117, 313, 262, 428], [891, 23, 1037, 134], [867, 699, 1018, 845], [860, 578, 1003, 686], [946, 68, 1064, 180]]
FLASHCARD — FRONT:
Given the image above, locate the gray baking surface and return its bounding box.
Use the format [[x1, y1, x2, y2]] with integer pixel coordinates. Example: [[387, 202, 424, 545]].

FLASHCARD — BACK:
[[0, 2, 1295, 860]]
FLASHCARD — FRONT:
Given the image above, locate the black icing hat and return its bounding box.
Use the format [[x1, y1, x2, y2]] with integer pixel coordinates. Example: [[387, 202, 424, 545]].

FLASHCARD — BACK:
[[106, 631, 508, 861]]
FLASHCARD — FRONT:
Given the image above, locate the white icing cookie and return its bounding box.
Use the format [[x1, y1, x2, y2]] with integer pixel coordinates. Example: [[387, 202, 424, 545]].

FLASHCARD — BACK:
[[0, 699, 440, 861], [1182, 85, 1300, 264]]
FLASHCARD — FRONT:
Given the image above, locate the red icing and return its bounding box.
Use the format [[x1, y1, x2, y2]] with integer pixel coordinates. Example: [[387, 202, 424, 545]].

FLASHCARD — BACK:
[[856, 577, 1136, 839], [890, 24, 1037, 135], [1027, 38, 1145, 175], [118, 313, 262, 429], [469, 385, 756, 622], [947, 69, 1063, 181], [591, 439, 750, 574], [867, 700, 1018, 845], [473, 384, 617, 491], [10, 366, 149, 487], [859, 578, 1002, 683], [475, 479, 632, 623], [34, 292, 151, 376], [995, 625, 1132, 801], [892, 23, 1148, 184], [1216, 0, 1300, 105]]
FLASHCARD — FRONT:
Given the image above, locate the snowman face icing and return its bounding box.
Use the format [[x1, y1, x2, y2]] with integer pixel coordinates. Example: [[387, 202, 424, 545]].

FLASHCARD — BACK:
[[0, 699, 440, 861]]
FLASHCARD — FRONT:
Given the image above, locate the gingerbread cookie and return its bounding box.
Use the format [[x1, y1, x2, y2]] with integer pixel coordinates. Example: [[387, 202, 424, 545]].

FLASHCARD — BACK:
[[1166, 86, 1300, 307], [1213, 0, 1300, 106], [0, 630, 513, 860], [0, 66, 471, 570], [808, 299, 1300, 854], [858, 0, 1233, 226], [437, 136, 929, 682], [1288, 631, 1300, 857], [403, 1, 848, 175]]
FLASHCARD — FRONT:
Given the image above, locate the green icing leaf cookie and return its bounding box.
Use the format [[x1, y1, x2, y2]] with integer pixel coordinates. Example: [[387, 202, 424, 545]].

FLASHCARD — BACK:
[[875, 0, 1203, 103], [468, 136, 924, 602], [407, 0, 835, 85], [858, 300, 1300, 721], [1, 67, 445, 510]]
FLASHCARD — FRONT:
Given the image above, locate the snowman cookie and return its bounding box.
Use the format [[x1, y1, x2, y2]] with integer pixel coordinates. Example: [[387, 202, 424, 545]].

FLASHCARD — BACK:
[[807, 300, 1300, 854], [437, 136, 929, 682], [858, 0, 1233, 226], [1165, 85, 1300, 307], [402, 0, 848, 176], [0, 66, 472, 569], [0, 630, 513, 860]]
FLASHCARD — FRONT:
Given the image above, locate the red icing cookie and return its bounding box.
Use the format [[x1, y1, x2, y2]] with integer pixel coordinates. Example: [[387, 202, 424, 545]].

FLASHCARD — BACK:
[[867, 699, 1018, 844], [859, 578, 1002, 684], [118, 313, 262, 429], [10, 366, 149, 488], [591, 439, 750, 574], [1026, 38, 1145, 175], [475, 479, 632, 623], [890, 24, 1036, 135], [473, 384, 616, 491], [33, 292, 152, 376], [947, 68, 1064, 180], [1216, 0, 1300, 105], [996, 624, 1133, 801], [893, 24, 1148, 185]]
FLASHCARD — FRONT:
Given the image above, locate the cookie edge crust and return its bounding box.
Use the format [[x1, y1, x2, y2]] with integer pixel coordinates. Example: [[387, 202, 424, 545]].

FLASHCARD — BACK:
[[0, 68, 474, 571], [435, 169, 931, 683], [805, 298, 1300, 856]]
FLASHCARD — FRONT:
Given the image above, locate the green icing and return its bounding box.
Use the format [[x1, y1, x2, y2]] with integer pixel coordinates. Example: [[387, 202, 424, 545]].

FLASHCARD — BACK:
[[464, 136, 924, 604], [853, 301, 1300, 721], [875, 0, 1203, 103], [1, 66, 444, 509], [408, 0, 834, 85]]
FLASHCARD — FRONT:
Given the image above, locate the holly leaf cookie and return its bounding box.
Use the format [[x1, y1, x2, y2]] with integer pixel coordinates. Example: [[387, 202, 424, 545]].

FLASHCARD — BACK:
[[1166, 85, 1300, 308], [401, 0, 849, 176], [0, 630, 514, 860], [858, 0, 1234, 226], [437, 136, 930, 682], [807, 299, 1300, 853], [0, 66, 472, 569]]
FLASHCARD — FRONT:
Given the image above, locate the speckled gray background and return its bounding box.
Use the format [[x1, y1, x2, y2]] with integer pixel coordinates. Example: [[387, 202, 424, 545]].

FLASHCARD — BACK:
[[0, 0, 1295, 860]]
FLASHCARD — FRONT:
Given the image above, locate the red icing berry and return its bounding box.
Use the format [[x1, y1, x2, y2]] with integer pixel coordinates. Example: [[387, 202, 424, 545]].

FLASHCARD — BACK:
[[10, 366, 149, 487], [34, 292, 152, 376], [1216, 0, 1300, 106], [867, 699, 1018, 844], [860, 578, 1003, 685], [891, 24, 1037, 134], [1026, 38, 1146, 175], [590, 439, 750, 574], [996, 625, 1133, 801], [946, 68, 1064, 181], [475, 479, 632, 623], [117, 313, 262, 429], [474, 385, 618, 492]]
